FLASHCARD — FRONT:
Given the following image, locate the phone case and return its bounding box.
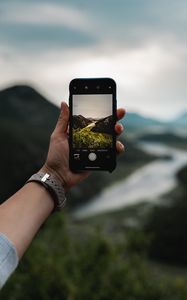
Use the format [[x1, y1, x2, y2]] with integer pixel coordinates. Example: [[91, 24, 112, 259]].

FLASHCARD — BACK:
[[69, 78, 116, 172]]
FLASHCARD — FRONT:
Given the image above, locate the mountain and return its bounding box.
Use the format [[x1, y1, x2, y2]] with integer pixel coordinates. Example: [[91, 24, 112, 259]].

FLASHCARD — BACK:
[[0, 85, 58, 129], [171, 112, 187, 127], [122, 111, 187, 129], [120, 111, 187, 137], [120, 112, 163, 129], [73, 114, 113, 134], [0, 85, 59, 202], [91, 115, 113, 134], [72, 114, 92, 129], [138, 132, 187, 144]]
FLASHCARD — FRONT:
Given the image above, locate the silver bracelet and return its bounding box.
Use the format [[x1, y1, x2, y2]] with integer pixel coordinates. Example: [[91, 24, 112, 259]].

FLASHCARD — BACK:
[[26, 172, 66, 211]]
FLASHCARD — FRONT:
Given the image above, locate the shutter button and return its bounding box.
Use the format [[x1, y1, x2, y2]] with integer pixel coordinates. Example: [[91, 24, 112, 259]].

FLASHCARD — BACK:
[[88, 152, 97, 161]]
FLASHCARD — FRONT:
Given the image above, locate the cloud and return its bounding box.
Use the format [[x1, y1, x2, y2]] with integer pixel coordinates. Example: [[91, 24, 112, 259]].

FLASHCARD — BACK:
[[1, 0, 187, 51], [0, 1, 97, 50], [0, 2, 94, 33], [0, 40, 186, 119], [0, 0, 187, 119]]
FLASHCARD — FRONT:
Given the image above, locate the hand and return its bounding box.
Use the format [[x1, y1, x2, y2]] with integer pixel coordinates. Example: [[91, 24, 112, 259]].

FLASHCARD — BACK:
[[40, 102, 125, 191]]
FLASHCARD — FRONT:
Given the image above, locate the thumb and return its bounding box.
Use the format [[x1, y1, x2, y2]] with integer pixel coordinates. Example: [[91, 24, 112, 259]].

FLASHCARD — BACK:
[[54, 101, 69, 134]]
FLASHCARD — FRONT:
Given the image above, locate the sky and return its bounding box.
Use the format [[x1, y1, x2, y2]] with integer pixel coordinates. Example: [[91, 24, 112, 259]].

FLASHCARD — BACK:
[[73, 94, 112, 118], [0, 0, 187, 120]]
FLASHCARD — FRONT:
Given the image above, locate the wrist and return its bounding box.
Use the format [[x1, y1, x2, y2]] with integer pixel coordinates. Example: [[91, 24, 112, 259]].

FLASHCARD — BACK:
[[26, 170, 67, 211], [40, 164, 66, 188], [25, 181, 55, 212]]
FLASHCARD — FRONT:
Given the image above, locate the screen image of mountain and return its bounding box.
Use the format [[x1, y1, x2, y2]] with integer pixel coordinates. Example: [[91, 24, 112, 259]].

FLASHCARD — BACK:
[[72, 115, 113, 148]]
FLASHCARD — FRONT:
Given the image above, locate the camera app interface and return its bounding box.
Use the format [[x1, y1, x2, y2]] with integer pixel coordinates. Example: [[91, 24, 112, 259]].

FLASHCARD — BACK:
[[72, 94, 113, 164]]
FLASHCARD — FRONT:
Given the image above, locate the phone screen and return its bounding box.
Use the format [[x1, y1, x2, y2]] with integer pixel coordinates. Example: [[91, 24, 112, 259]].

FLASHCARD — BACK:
[[72, 94, 113, 150]]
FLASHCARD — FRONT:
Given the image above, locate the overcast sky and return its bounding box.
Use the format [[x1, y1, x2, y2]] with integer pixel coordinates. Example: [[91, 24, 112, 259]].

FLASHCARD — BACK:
[[0, 0, 187, 120], [73, 94, 112, 118]]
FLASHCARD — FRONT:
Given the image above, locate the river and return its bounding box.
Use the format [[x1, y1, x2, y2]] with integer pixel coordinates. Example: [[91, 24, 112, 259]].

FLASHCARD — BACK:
[[74, 143, 187, 219]]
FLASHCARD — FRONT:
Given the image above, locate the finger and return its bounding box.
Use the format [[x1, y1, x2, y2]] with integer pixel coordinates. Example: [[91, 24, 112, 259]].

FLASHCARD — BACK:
[[115, 123, 124, 135], [117, 108, 126, 120], [54, 102, 69, 134], [116, 140, 125, 154]]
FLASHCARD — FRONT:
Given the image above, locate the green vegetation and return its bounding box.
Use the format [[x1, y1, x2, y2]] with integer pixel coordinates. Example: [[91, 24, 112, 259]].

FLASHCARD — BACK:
[[73, 127, 112, 148], [2, 211, 187, 300], [2, 165, 187, 299], [145, 165, 187, 265]]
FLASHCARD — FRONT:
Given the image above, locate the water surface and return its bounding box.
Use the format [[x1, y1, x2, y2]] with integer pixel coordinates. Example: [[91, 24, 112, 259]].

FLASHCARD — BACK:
[[74, 143, 187, 219]]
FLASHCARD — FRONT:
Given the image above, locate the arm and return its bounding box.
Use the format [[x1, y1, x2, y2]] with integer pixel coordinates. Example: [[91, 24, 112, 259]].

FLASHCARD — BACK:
[[0, 182, 53, 289], [0, 102, 125, 286], [0, 182, 54, 259]]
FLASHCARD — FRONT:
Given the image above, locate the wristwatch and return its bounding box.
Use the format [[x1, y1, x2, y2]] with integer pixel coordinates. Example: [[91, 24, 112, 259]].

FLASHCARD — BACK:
[[26, 172, 66, 211]]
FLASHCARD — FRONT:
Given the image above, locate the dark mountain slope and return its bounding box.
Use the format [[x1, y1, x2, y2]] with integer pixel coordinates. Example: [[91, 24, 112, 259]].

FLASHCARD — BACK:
[[0, 85, 59, 202], [121, 112, 163, 129], [72, 115, 91, 129], [92, 115, 113, 134]]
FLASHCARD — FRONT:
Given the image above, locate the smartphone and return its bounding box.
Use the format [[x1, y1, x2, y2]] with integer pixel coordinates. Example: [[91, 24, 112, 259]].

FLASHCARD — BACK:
[[69, 78, 117, 172]]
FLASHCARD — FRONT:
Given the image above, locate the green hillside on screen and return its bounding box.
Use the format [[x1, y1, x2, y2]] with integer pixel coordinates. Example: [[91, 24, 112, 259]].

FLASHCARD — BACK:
[[73, 127, 112, 148]]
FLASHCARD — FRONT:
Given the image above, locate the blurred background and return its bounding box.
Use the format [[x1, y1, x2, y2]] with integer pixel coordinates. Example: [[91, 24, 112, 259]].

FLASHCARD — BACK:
[[1, 0, 187, 299]]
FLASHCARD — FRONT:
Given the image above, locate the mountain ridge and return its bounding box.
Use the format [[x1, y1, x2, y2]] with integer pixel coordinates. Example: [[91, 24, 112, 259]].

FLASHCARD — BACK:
[[73, 114, 113, 134]]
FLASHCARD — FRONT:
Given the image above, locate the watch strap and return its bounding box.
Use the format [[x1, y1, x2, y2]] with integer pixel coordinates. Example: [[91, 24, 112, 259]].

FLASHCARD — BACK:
[[26, 172, 66, 211]]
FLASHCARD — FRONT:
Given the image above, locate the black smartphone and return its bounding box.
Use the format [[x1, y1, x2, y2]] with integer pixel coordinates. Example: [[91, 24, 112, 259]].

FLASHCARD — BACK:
[[69, 78, 117, 172]]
